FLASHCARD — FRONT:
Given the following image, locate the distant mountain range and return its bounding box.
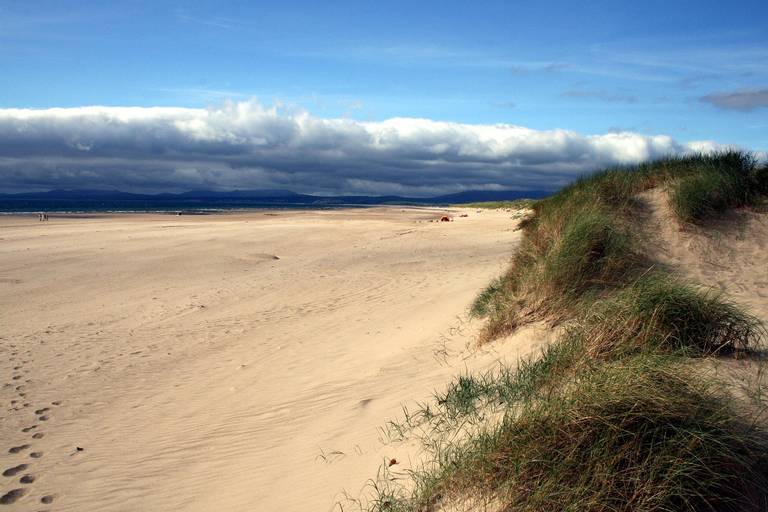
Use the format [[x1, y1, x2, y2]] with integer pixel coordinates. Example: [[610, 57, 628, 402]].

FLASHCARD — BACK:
[[0, 188, 550, 206]]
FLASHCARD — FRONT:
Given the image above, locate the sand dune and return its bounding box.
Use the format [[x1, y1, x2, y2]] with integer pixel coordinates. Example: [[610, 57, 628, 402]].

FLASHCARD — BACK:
[[0, 207, 543, 511]]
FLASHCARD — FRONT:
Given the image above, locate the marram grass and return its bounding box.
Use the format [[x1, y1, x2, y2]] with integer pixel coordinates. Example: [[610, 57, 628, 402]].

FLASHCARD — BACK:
[[579, 272, 766, 359], [668, 151, 760, 224], [370, 359, 768, 512], [359, 151, 768, 512], [473, 150, 766, 343]]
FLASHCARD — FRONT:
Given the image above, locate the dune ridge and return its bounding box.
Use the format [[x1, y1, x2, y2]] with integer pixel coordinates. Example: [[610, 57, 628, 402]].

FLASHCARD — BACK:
[[367, 152, 768, 511]]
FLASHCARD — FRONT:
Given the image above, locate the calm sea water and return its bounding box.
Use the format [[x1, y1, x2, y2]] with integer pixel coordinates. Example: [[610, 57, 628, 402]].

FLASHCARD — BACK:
[[0, 198, 365, 214]]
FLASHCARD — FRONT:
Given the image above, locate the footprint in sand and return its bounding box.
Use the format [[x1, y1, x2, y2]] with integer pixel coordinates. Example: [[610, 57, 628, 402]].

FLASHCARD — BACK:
[[29, 452, 43, 459], [34, 407, 49, 415], [0, 488, 26, 504], [8, 444, 30, 454], [38, 415, 49, 421], [20, 474, 35, 484], [2, 464, 28, 477], [21, 425, 37, 432], [40, 494, 55, 504], [32, 433, 44, 439]]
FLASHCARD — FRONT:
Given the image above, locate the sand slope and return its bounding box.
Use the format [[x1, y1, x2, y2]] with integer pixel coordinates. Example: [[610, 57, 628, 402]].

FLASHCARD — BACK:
[[640, 190, 768, 324], [0, 207, 543, 511]]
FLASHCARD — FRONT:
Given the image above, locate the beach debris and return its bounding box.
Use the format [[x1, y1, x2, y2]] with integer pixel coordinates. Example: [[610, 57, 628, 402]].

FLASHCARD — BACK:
[[316, 449, 345, 463], [388, 458, 398, 467], [440, 216, 451, 222], [459, 213, 469, 217]]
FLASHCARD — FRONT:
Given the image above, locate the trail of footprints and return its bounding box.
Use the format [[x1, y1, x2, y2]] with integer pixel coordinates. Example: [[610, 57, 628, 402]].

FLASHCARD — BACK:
[[2, 342, 61, 507]]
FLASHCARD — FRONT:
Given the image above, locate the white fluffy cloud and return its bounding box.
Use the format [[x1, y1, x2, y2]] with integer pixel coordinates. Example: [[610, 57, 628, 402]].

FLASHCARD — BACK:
[[0, 100, 724, 195]]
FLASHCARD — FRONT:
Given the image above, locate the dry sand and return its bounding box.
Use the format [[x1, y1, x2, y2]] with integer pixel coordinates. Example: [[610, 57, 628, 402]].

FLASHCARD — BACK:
[[0, 207, 547, 511]]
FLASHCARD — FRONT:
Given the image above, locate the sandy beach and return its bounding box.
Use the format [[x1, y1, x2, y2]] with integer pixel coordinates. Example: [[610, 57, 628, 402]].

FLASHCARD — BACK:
[[0, 207, 543, 511]]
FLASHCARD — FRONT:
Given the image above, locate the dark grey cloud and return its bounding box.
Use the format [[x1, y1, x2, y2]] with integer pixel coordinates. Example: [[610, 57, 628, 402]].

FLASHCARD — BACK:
[[700, 88, 768, 112], [0, 101, 723, 195]]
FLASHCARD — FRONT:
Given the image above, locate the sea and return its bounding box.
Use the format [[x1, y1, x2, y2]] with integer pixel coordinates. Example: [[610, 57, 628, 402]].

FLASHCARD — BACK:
[[0, 198, 365, 214]]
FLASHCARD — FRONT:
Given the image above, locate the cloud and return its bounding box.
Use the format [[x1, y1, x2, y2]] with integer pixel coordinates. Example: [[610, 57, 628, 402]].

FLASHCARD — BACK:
[[562, 89, 639, 104], [700, 88, 768, 112], [490, 101, 516, 110], [678, 73, 722, 89], [606, 126, 639, 134], [509, 62, 570, 75], [0, 100, 723, 195], [174, 7, 241, 30]]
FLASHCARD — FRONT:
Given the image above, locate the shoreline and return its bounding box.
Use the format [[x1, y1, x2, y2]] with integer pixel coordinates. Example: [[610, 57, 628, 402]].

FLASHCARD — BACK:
[[0, 204, 462, 217]]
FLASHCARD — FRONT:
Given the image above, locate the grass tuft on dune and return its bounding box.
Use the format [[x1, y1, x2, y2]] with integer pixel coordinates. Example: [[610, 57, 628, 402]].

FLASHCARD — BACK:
[[579, 272, 766, 359], [460, 199, 538, 210], [668, 152, 761, 223]]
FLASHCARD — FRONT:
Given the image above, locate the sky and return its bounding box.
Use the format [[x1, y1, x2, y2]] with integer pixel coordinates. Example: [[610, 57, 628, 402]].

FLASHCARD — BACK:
[[0, 0, 766, 195]]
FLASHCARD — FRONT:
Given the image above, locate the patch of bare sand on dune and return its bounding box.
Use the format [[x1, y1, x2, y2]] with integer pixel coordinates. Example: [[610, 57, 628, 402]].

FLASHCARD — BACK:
[[638, 189, 768, 325]]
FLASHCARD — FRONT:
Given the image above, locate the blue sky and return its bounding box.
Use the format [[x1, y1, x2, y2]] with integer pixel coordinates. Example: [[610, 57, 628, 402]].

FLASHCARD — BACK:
[[0, 0, 766, 194]]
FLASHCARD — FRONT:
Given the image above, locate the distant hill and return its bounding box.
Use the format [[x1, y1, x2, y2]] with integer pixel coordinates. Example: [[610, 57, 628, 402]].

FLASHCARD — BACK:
[[431, 190, 550, 203], [175, 189, 303, 199]]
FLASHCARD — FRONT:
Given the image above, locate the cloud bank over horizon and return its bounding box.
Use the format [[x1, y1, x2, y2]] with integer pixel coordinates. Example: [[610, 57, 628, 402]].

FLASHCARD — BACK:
[[0, 100, 730, 196]]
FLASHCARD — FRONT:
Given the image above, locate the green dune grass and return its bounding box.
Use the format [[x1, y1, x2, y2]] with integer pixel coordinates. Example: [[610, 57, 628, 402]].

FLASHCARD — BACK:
[[363, 151, 768, 512]]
